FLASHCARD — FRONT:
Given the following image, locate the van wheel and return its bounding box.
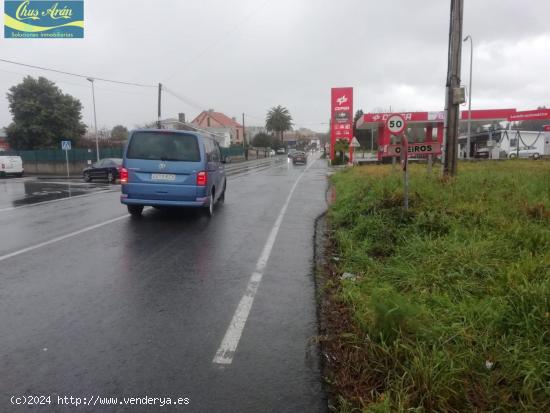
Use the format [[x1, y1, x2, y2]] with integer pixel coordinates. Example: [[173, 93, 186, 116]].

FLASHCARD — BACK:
[[127, 205, 143, 217], [204, 189, 214, 217], [509, 153, 517, 159], [533, 153, 540, 160]]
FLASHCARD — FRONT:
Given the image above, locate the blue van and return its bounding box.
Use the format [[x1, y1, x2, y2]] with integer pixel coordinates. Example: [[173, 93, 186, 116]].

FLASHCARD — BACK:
[[120, 129, 226, 217]]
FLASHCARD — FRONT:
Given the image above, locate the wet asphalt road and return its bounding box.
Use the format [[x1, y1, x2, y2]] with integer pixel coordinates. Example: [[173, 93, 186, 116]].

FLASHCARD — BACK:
[[0, 155, 328, 413]]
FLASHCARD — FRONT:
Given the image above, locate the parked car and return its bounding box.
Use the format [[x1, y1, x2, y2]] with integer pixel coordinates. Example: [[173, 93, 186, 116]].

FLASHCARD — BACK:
[[292, 151, 307, 165], [83, 158, 123, 183], [509, 146, 541, 160], [120, 129, 226, 217], [474, 148, 489, 159], [0, 155, 24, 177]]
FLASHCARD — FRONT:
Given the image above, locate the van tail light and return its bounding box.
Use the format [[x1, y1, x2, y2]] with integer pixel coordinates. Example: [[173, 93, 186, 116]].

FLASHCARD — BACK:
[[119, 167, 129, 183], [196, 171, 207, 186]]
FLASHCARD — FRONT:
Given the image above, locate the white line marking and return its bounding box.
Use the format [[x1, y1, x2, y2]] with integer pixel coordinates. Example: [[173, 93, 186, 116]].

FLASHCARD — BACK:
[[213, 157, 317, 365], [0, 215, 128, 262], [0, 190, 116, 213]]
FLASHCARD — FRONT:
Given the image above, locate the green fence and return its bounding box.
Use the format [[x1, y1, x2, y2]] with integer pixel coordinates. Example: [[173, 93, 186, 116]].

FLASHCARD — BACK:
[[6, 146, 242, 162], [6, 148, 123, 163], [221, 146, 244, 158]]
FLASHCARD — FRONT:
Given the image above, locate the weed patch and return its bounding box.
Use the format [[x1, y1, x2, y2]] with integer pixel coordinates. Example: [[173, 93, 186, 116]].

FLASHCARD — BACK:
[[323, 160, 550, 412]]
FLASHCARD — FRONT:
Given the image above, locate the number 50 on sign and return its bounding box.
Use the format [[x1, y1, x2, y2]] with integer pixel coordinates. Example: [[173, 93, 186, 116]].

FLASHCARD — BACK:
[[386, 114, 407, 135]]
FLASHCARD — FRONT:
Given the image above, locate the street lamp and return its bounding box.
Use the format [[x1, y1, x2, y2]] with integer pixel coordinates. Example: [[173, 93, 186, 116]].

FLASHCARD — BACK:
[[87, 77, 99, 162], [463, 35, 473, 159]]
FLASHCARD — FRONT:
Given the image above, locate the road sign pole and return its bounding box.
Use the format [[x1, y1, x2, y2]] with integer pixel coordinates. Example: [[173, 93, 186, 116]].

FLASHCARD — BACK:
[[428, 154, 433, 174], [65, 148, 70, 178], [402, 135, 409, 210]]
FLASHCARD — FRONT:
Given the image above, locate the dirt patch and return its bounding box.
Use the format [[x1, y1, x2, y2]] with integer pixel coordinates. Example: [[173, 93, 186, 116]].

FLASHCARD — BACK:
[[314, 209, 373, 412]]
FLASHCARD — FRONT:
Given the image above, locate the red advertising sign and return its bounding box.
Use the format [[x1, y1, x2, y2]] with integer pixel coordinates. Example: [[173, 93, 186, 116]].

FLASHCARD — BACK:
[[360, 109, 517, 126], [331, 87, 353, 140], [460, 108, 516, 121], [0, 139, 9, 151], [363, 111, 445, 124], [508, 109, 550, 122]]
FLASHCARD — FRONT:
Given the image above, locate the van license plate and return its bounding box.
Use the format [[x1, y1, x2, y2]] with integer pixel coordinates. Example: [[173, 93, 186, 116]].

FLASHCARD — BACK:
[[151, 173, 176, 181]]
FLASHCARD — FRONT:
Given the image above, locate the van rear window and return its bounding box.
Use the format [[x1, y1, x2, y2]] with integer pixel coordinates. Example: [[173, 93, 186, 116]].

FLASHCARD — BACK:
[[126, 132, 200, 162]]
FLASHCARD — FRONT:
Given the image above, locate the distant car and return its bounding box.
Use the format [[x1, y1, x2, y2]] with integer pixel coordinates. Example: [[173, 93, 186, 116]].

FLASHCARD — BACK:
[[474, 148, 489, 159], [83, 158, 123, 183], [0, 155, 24, 177], [287, 149, 297, 159], [292, 151, 307, 165], [509, 146, 540, 160], [276, 148, 285, 154], [269, 149, 276, 156]]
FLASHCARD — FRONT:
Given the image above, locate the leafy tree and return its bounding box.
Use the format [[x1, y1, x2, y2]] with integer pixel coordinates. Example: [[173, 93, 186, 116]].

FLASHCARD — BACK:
[[6, 76, 86, 150], [111, 125, 129, 141], [333, 139, 350, 165], [252, 132, 274, 148], [266, 105, 293, 143]]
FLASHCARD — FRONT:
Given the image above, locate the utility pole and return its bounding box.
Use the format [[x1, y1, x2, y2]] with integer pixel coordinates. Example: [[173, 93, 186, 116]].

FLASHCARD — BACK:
[[443, 0, 464, 177], [464, 35, 473, 160], [242, 113, 248, 160], [157, 83, 162, 129], [86, 77, 99, 162]]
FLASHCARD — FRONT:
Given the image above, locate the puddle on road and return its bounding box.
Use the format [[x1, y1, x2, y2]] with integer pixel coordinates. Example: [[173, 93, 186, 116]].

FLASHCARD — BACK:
[[8, 181, 114, 207]]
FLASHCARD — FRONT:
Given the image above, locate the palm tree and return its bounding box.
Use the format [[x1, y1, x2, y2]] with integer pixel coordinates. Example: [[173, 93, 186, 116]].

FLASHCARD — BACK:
[[265, 105, 293, 144]]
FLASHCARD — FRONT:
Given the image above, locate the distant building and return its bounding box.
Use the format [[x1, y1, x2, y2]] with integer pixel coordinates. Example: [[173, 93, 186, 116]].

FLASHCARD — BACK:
[[283, 127, 317, 145], [160, 113, 196, 131], [191, 109, 244, 145], [159, 113, 230, 147]]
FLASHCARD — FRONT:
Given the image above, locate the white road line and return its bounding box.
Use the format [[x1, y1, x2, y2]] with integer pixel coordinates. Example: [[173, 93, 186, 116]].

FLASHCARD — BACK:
[[0, 215, 128, 262], [213, 157, 317, 365], [0, 190, 116, 213]]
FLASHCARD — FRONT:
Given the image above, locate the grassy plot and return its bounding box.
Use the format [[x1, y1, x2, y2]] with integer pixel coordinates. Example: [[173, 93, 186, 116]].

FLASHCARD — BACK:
[[324, 160, 550, 412]]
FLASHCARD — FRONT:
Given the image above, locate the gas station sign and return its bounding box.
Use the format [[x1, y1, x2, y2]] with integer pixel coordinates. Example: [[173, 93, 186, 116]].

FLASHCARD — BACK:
[[330, 87, 353, 161], [331, 87, 353, 140]]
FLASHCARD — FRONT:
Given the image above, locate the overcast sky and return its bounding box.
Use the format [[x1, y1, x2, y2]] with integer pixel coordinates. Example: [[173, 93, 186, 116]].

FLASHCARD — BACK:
[[1, 0, 549, 133]]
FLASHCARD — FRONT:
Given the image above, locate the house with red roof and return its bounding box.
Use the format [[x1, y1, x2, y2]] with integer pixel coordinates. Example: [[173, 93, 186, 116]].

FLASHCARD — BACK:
[[191, 110, 243, 146]]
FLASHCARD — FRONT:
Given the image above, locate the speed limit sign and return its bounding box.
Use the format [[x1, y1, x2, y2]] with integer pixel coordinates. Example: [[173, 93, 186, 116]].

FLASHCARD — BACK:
[[386, 114, 407, 135]]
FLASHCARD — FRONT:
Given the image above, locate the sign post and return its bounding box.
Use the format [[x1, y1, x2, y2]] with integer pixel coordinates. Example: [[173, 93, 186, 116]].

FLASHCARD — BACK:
[[386, 114, 409, 209], [61, 140, 72, 178], [401, 135, 409, 210]]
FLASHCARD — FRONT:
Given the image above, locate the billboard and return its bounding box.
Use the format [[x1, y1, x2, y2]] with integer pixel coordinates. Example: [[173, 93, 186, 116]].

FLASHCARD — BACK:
[[331, 87, 353, 140]]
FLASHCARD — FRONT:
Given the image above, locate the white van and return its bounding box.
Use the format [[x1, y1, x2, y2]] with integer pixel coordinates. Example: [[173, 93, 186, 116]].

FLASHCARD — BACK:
[[0, 155, 24, 177]]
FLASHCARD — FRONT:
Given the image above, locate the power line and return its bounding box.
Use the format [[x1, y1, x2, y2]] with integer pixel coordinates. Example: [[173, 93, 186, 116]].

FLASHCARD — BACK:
[[162, 86, 206, 112], [0, 58, 157, 88]]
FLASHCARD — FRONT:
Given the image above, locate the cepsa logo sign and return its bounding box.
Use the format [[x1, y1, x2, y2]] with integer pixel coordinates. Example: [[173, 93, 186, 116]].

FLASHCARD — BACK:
[[4, 0, 84, 39]]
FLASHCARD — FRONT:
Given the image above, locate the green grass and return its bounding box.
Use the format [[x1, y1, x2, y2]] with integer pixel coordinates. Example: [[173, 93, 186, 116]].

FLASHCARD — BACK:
[[327, 160, 550, 412]]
